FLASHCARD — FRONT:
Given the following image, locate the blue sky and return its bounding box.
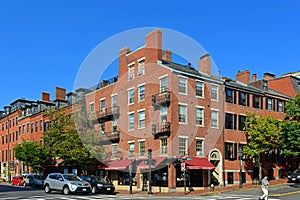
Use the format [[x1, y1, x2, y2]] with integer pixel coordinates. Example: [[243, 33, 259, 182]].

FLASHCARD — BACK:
[[0, 1, 299, 108]]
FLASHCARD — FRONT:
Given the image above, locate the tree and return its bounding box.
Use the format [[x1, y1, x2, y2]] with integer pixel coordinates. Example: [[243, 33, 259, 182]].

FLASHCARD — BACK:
[[14, 140, 51, 173], [279, 93, 300, 169], [43, 109, 98, 173], [244, 113, 281, 181]]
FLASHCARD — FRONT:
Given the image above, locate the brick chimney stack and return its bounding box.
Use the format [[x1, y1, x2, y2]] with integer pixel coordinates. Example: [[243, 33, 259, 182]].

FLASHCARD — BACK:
[[55, 87, 66, 101], [252, 73, 257, 82], [118, 46, 131, 79], [236, 70, 250, 84], [145, 29, 162, 62], [199, 54, 211, 75], [42, 92, 50, 102], [162, 50, 172, 62]]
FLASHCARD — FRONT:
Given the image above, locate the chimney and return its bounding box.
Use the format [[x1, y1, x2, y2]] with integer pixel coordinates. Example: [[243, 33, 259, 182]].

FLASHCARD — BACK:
[[162, 50, 172, 62], [42, 92, 50, 102], [263, 72, 275, 81], [55, 87, 66, 101], [118, 47, 131, 78], [252, 73, 257, 82], [236, 69, 250, 84], [145, 29, 162, 62], [199, 54, 211, 75]]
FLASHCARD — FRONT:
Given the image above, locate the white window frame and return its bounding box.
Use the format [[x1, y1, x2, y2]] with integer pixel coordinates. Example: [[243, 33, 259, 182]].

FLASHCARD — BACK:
[[160, 138, 168, 156], [138, 110, 145, 129], [128, 112, 135, 131], [128, 142, 135, 158], [179, 76, 187, 95], [196, 81, 204, 98], [128, 63, 135, 80], [196, 138, 204, 157], [138, 84, 145, 102], [160, 106, 168, 124], [211, 84, 219, 101], [100, 98, 105, 113], [128, 88, 135, 105], [112, 144, 117, 160], [138, 140, 146, 157], [137, 58, 145, 76], [159, 75, 168, 93], [211, 109, 219, 129], [89, 102, 94, 113], [178, 103, 188, 124], [178, 136, 188, 156], [111, 94, 117, 108], [195, 106, 204, 127]]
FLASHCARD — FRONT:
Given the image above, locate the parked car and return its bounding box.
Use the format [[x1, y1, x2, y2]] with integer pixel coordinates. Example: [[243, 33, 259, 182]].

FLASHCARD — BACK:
[[288, 169, 300, 183], [78, 175, 115, 194], [43, 173, 91, 195], [23, 174, 44, 187], [11, 176, 24, 186]]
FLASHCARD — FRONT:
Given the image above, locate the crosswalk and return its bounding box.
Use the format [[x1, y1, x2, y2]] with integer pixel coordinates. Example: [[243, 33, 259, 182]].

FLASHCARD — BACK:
[[0, 194, 281, 200]]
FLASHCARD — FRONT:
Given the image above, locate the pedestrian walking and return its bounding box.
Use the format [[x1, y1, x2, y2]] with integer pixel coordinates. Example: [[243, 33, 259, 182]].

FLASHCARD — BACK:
[[259, 176, 269, 200]]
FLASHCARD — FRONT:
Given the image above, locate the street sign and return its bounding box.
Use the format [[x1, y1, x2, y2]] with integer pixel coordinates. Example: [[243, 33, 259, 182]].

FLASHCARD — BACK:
[[144, 159, 156, 165], [181, 163, 186, 171]]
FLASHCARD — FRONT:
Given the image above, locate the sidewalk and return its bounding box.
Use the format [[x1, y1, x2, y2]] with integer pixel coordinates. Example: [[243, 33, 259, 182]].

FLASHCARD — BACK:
[[116, 178, 288, 196]]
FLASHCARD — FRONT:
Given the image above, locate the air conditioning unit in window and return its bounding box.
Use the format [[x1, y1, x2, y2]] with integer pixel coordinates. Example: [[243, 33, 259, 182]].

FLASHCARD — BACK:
[[128, 74, 134, 80], [137, 70, 144, 76]]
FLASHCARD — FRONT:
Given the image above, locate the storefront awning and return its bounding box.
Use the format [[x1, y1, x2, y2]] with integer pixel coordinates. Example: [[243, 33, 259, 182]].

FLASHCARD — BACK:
[[182, 157, 215, 170], [137, 157, 167, 169], [105, 159, 132, 170]]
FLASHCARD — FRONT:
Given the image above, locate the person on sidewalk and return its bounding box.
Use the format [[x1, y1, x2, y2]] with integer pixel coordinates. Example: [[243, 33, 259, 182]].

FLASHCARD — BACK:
[[259, 176, 269, 200]]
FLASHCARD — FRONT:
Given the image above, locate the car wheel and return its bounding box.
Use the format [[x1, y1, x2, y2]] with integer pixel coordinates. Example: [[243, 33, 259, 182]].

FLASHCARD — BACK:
[[44, 184, 51, 193], [63, 186, 70, 195], [91, 186, 97, 194]]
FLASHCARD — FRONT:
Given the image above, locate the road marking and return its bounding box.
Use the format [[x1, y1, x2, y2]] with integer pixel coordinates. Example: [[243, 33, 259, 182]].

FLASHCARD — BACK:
[[271, 190, 300, 197]]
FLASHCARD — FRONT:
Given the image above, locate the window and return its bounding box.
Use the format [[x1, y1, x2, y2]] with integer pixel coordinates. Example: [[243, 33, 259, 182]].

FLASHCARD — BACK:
[[31, 123, 34, 133], [160, 138, 167, 155], [44, 122, 49, 132], [196, 139, 204, 157], [277, 100, 284, 112], [27, 123, 30, 133], [160, 106, 168, 123], [35, 121, 38, 132], [238, 144, 247, 160], [12, 132, 14, 142], [211, 85, 218, 100], [266, 97, 273, 111], [16, 131, 18, 141], [138, 110, 145, 129], [1, 136, 3, 145], [196, 81, 204, 97], [112, 145, 117, 160], [128, 113, 134, 130], [128, 142, 134, 158], [128, 89, 134, 104], [128, 64, 134, 80], [225, 88, 234, 103], [211, 110, 219, 128], [111, 95, 117, 108], [89, 102, 94, 113], [225, 142, 237, 160], [253, 95, 261, 109], [225, 113, 236, 130], [100, 99, 105, 113], [100, 122, 105, 133], [238, 115, 246, 131], [40, 120, 43, 131], [160, 76, 168, 93], [137, 59, 145, 76], [178, 104, 187, 124], [179, 77, 187, 94], [239, 91, 247, 106], [138, 85, 145, 101], [112, 119, 118, 133], [179, 137, 188, 156], [196, 107, 204, 126], [139, 141, 145, 157], [22, 124, 25, 134]]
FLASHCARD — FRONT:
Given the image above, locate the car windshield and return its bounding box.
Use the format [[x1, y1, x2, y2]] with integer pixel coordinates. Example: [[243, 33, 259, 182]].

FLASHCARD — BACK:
[[92, 176, 108, 183], [63, 174, 80, 181]]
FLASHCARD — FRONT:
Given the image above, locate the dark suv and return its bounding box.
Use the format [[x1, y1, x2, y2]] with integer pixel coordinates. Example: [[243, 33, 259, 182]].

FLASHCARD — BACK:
[[288, 169, 300, 183], [78, 175, 115, 194], [44, 173, 91, 195]]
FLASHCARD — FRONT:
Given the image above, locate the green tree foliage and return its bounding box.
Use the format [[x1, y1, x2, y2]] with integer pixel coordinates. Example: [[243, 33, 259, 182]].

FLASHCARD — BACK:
[[43, 109, 98, 172], [279, 93, 300, 168], [14, 140, 51, 173]]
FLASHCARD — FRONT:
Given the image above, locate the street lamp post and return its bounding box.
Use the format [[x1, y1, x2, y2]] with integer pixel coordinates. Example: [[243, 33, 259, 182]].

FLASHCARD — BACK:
[[238, 146, 243, 188], [148, 149, 153, 195]]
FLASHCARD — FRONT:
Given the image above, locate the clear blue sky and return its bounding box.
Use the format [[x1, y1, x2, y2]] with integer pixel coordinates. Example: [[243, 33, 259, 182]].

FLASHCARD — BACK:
[[0, 1, 299, 108]]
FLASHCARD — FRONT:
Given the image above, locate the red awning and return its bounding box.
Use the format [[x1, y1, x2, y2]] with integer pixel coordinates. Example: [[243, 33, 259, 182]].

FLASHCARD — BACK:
[[182, 157, 215, 170], [137, 157, 167, 169], [105, 159, 132, 170]]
